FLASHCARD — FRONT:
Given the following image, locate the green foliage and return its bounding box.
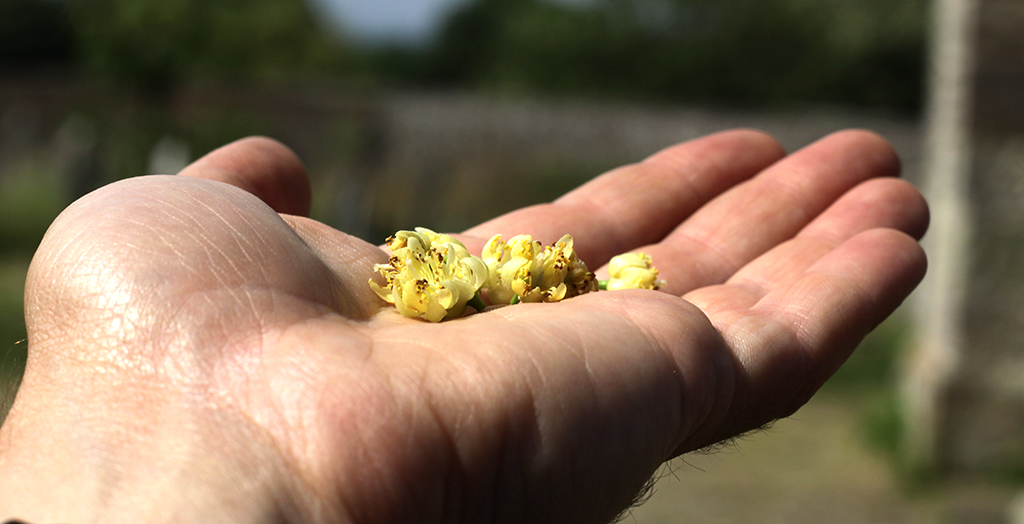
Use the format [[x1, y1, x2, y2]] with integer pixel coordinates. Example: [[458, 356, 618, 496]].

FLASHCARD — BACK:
[[0, 163, 59, 411], [0, 259, 28, 365], [826, 314, 908, 390], [0, 163, 67, 256], [67, 0, 351, 94], [862, 385, 904, 464], [7, 0, 928, 113], [389, 0, 928, 114], [0, 260, 28, 348], [820, 315, 924, 485], [0, 259, 29, 425]]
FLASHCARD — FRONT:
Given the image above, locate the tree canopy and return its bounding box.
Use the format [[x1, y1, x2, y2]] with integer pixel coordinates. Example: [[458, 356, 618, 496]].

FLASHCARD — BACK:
[[67, 0, 351, 93], [394, 0, 928, 114], [1, 0, 929, 113]]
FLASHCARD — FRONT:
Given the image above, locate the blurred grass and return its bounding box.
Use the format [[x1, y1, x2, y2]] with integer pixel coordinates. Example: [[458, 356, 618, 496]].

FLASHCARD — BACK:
[[0, 259, 28, 351], [0, 159, 66, 256], [0, 155, 66, 423], [820, 314, 917, 485], [826, 314, 907, 392], [0, 257, 29, 424]]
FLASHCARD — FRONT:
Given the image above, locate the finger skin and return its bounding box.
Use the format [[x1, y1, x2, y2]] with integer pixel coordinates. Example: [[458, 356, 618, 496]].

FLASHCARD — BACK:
[[689, 229, 927, 450], [463, 129, 787, 265], [618, 130, 905, 295], [796, 177, 929, 242], [177, 136, 312, 216], [685, 176, 929, 314]]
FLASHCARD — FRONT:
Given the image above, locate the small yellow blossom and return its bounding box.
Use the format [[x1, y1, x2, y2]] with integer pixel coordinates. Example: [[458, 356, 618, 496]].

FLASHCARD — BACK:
[[370, 228, 487, 322], [605, 252, 665, 290], [482, 233, 597, 304], [482, 234, 538, 304]]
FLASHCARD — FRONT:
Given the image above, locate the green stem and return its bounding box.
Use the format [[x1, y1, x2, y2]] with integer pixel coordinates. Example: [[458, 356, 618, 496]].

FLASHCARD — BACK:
[[510, 294, 521, 305], [468, 292, 487, 312], [598, 280, 609, 291]]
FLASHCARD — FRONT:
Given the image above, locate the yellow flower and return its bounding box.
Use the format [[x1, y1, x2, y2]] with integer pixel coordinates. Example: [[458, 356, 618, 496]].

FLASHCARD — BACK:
[[544, 234, 599, 300], [370, 228, 487, 322], [482, 234, 537, 304], [387, 228, 462, 253], [605, 252, 665, 290], [481, 233, 597, 304]]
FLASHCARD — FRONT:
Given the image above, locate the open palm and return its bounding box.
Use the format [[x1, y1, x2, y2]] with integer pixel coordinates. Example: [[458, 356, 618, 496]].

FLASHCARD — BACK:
[[0, 130, 927, 524]]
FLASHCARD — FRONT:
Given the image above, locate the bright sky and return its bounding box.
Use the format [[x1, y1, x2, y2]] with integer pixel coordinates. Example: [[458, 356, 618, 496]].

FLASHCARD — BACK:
[[308, 0, 472, 45], [309, 0, 590, 45]]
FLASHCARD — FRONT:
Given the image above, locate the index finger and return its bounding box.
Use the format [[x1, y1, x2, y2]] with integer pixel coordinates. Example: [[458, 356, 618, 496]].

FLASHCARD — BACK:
[[461, 129, 786, 264]]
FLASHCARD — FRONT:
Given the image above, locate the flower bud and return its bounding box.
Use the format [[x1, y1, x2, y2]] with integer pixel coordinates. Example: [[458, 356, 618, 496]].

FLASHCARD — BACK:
[[606, 252, 665, 290]]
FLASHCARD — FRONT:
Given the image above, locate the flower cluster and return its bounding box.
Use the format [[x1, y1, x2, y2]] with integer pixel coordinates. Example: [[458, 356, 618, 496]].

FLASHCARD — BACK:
[[370, 228, 664, 322], [482, 234, 597, 305], [369, 228, 488, 322]]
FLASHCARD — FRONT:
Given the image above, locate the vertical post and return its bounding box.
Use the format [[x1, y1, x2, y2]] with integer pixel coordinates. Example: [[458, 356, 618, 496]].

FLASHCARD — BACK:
[[907, 0, 1024, 480], [904, 0, 977, 472]]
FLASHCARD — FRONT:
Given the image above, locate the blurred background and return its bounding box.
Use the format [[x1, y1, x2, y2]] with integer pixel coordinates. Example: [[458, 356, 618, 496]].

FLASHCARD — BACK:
[[3, 0, 1021, 522]]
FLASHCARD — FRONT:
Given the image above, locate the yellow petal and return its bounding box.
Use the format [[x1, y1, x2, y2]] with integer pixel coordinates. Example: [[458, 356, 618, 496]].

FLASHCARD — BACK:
[[608, 252, 651, 278], [424, 295, 448, 322], [401, 279, 427, 313], [435, 286, 456, 309], [546, 283, 567, 302], [460, 256, 489, 289], [392, 285, 418, 318], [482, 234, 505, 261], [368, 279, 395, 304]]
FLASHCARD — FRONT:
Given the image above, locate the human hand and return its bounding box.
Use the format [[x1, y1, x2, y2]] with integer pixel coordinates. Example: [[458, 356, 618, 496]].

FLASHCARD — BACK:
[[0, 130, 927, 523]]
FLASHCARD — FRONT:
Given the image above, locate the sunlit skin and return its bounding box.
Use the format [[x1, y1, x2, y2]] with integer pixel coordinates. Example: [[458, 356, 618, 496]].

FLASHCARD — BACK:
[[0, 130, 927, 523]]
